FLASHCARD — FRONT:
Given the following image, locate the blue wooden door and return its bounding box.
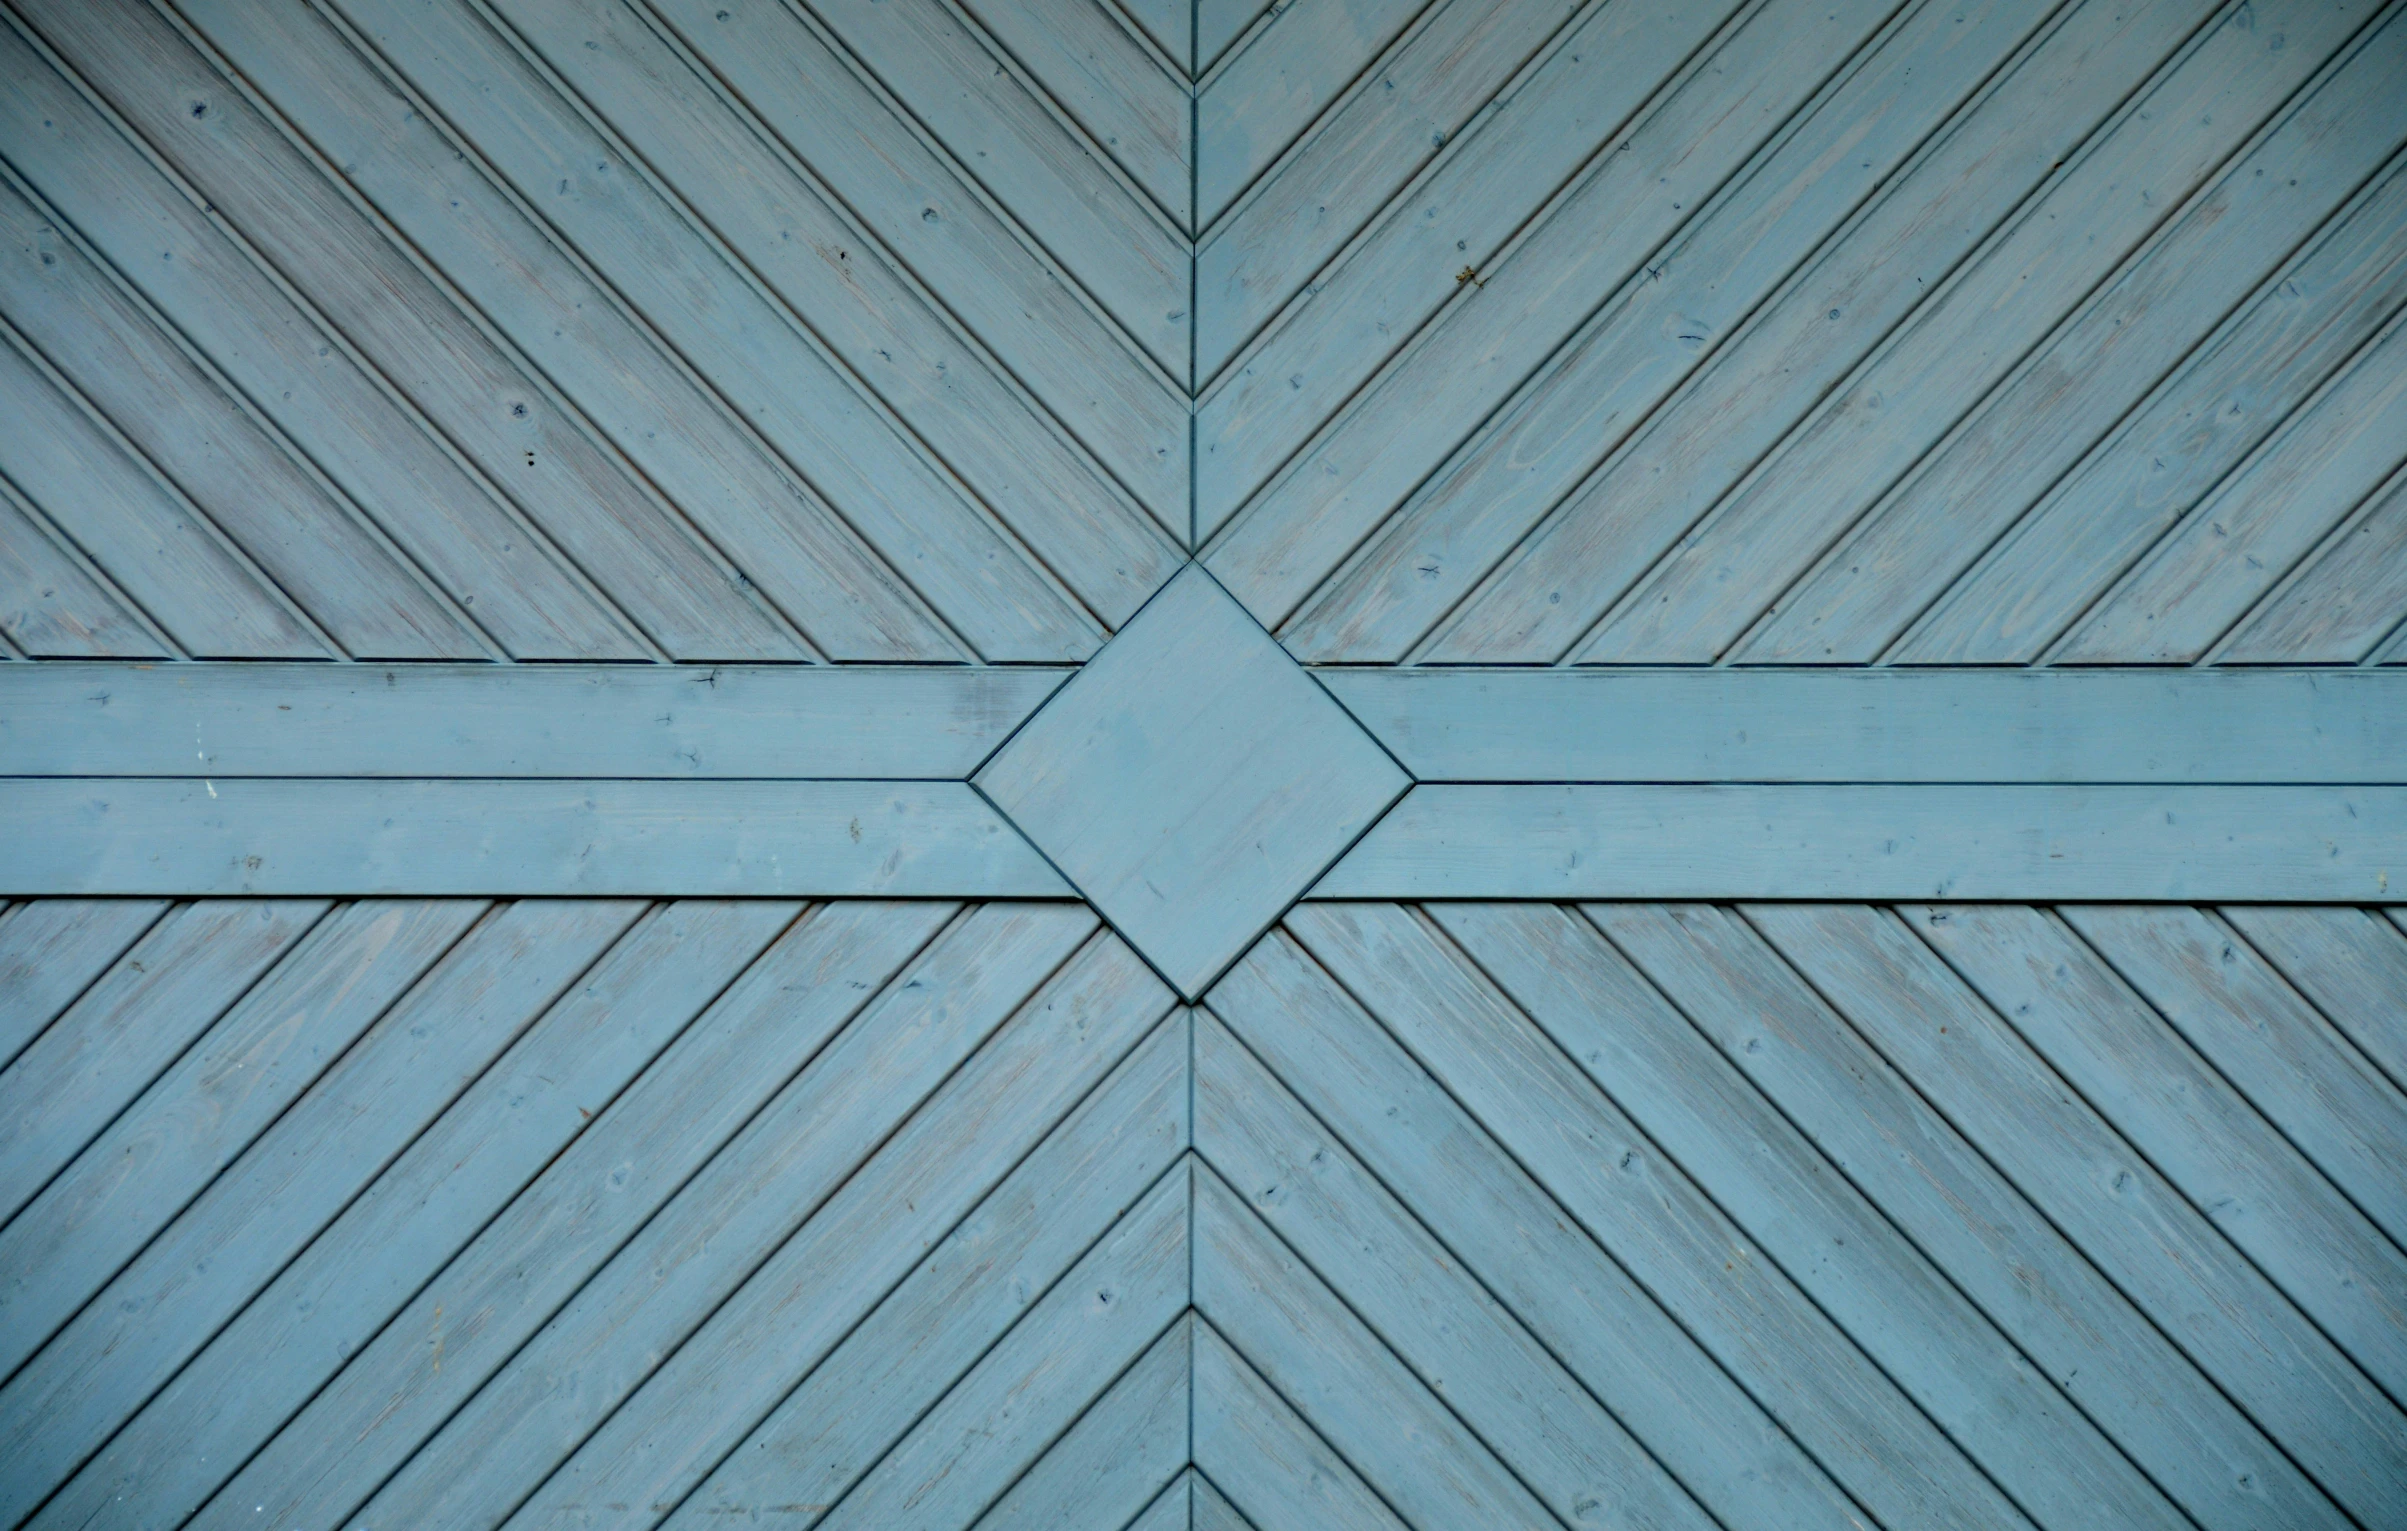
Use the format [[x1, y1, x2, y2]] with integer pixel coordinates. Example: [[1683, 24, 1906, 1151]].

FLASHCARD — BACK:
[[4, 1, 2406, 1526]]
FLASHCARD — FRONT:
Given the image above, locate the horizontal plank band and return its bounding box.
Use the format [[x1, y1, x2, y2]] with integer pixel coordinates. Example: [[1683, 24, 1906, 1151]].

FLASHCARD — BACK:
[[1314, 785, 2407, 902], [0, 664, 1071, 779], [1320, 668, 2407, 783], [0, 780, 1069, 896]]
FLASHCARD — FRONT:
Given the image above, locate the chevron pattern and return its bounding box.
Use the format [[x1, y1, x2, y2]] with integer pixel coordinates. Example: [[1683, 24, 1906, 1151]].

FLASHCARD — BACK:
[[5, 0, 2406, 665], [3, 893, 2403, 1529], [8, 3, 2407, 1527]]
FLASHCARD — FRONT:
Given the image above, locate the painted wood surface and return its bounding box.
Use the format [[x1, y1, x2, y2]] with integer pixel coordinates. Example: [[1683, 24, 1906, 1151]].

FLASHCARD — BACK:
[[975, 566, 1406, 996], [0, 779, 1068, 896], [0, 662, 1066, 778], [1, 894, 2401, 1528], [8, 3, 2407, 1527], [1320, 784, 2407, 900], [1325, 667, 2407, 782], [5, 0, 2404, 660]]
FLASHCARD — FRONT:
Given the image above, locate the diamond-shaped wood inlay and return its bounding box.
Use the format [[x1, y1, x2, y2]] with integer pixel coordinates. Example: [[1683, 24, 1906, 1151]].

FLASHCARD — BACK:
[[975, 565, 1405, 996]]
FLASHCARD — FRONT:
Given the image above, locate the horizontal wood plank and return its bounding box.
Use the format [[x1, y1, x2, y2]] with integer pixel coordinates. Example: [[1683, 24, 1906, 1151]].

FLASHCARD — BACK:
[[0, 662, 1066, 779], [1317, 784, 2407, 900], [0, 779, 1068, 896], [1320, 667, 2407, 782]]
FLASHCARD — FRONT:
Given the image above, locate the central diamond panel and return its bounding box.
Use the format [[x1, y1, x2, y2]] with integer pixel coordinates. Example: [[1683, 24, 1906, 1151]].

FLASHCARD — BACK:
[[976, 565, 1408, 997]]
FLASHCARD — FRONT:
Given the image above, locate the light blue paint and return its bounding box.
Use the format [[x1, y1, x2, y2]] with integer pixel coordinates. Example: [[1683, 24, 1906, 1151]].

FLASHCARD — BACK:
[[974, 564, 1406, 996]]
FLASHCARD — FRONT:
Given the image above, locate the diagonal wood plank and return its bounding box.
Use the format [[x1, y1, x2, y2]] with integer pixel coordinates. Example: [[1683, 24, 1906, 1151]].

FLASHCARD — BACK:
[[2, 9, 655, 661], [1194, 1006, 1734, 1531], [798, 0, 1190, 378], [965, 1315, 1191, 1531], [2222, 904, 2407, 1093], [1191, 1321, 1402, 1531], [1195, 0, 1429, 228], [1913, 903, 2407, 1405], [0, 898, 326, 1226], [388, 922, 1175, 1530], [0, 897, 647, 1531], [1197, 0, 1766, 558], [0, 484, 168, 659], [959, 0, 1192, 229], [1435, 900, 2187, 1531], [471, 0, 1184, 607], [1753, 902, 2407, 1528], [1194, 0, 1583, 383], [1210, 921, 2024, 1530], [2056, 904, 2407, 1251], [161, 0, 965, 661], [1282, 0, 2066, 661], [635, 0, 1191, 535], [14, 0, 824, 662], [1598, 900, 2353, 1531], [0, 900, 483, 1384], [0, 316, 326, 659], [24, 900, 945, 1531], [0, 167, 489, 659], [0, 897, 167, 1069], [674, 1164, 1190, 1530], [1192, 1163, 1560, 1530], [1739, 13, 2407, 662]]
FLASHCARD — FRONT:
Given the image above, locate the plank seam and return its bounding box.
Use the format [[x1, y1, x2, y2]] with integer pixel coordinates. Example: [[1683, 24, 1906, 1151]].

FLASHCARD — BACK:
[[1584, 901, 2208, 1530], [1727, 14, 2407, 669], [946, 0, 1194, 237], [0, 148, 512, 664], [491, 915, 1152, 1530], [7, 896, 651, 1525], [2038, 289, 2407, 665], [1198, 991, 1735, 1531], [1092, 0, 1190, 85], [616, 0, 1189, 558], [1545, 0, 2264, 668], [2163, 908, 2407, 1271], [0, 466, 186, 661], [295, 0, 980, 663], [128, 899, 673, 1530], [141, 0, 830, 663], [450, 0, 1115, 653], [1887, 903, 2407, 1483], [1422, 904, 2055, 1529], [0, 292, 347, 661], [2199, 398, 2407, 668], [1335, 0, 2055, 665]]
